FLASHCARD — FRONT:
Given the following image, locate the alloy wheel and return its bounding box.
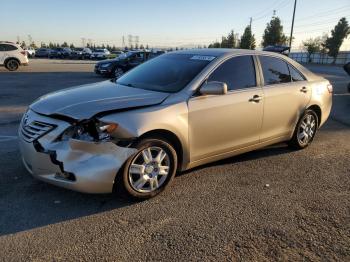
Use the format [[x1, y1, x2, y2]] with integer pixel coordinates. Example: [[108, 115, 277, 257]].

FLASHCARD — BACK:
[[7, 60, 19, 71], [128, 146, 170, 193], [297, 114, 316, 146]]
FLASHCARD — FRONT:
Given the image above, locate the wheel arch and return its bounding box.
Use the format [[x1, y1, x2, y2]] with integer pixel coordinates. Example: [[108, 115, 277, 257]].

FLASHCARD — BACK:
[[137, 129, 184, 171], [306, 104, 322, 127], [4, 57, 21, 65]]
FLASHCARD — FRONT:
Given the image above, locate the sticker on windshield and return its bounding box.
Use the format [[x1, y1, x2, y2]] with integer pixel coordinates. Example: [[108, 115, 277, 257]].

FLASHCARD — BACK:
[[190, 55, 216, 61]]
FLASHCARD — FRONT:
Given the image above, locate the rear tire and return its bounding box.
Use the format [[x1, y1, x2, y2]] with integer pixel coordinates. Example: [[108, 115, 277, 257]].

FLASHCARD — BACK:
[[116, 138, 178, 199], [5, 59, 19, 71], [288, 109, 318, 149]]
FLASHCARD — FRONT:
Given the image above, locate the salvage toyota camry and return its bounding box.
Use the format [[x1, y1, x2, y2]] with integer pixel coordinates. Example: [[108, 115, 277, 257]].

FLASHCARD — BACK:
[[19, 49, 332, 198]]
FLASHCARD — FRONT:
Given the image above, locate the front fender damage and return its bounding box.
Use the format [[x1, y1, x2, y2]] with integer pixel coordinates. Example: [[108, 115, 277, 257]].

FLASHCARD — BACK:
[[35, 138, 137, 193]]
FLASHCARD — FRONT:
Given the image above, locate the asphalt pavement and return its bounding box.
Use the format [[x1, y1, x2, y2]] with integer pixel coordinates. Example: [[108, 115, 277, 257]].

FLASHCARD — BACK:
[[0, 59, 349, 261]]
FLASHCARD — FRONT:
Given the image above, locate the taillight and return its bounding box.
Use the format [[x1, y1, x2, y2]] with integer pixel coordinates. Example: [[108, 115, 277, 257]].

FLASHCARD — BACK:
[[326, 84, 333, 94], [20, 51, 27, 56]]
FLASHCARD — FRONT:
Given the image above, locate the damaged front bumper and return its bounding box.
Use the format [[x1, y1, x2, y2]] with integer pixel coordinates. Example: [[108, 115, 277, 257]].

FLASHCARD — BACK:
[[18, 110, 136, 194]]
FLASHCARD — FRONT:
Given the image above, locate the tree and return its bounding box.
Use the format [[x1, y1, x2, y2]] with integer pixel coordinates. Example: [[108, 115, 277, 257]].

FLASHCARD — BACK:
[[226, 30, 236, 48], [61, 42, 68, 47], [262, 17, 287, 47], [208, 42, 221, 48], [324, 17, 350, 62], [69, 43, 75, 49], [303, 37, 322, 62], [20, 41, 27, 48], [240, 26, 256, 50]]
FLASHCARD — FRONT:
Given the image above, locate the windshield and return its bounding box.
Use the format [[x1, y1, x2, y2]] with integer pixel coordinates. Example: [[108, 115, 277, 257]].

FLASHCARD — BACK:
[[117, 54, 215, 93]]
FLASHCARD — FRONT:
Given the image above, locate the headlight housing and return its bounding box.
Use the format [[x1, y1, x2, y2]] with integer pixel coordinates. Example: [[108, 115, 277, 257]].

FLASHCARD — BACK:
[[60, 120, 118, 142]]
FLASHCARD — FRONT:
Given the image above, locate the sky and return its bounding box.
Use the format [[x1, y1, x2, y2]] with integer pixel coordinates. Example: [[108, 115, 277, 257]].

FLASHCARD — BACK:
[[1, 0, 350, 51]]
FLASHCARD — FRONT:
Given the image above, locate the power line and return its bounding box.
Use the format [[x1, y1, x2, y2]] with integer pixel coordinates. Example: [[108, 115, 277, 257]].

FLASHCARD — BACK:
[[296, 5, 350, 22]]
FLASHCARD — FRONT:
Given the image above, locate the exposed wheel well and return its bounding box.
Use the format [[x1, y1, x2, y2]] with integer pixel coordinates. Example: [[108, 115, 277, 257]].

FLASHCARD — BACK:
[[307, 105, 322, 127], [138, 129, 183, 170]]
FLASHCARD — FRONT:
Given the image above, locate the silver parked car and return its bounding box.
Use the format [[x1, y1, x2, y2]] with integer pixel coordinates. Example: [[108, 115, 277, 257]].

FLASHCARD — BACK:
[[19, 49, 332, 198]]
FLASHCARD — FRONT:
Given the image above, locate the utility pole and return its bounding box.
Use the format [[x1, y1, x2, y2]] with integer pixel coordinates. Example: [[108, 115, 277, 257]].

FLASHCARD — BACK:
[[289, 0, 297, 54]]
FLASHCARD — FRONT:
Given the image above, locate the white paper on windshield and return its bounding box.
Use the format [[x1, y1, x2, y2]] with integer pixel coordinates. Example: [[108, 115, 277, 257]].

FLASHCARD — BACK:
[[190, 55, 216, 61]]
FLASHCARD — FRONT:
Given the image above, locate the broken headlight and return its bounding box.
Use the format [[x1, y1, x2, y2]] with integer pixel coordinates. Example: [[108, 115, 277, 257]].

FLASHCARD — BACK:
[[60, 120, 118, 142]]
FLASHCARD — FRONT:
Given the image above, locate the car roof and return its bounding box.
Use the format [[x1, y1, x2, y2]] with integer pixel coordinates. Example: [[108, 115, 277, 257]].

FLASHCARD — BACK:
[[0, 41, 19, 47], [169, 48, 284, 58], [168, 48, 320, 81]]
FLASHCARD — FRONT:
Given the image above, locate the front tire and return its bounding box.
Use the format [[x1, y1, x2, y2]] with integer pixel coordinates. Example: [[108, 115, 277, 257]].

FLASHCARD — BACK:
[[5, 59, 19, 71], [288, 109, 318, 149], [117, 138, 178, 199]]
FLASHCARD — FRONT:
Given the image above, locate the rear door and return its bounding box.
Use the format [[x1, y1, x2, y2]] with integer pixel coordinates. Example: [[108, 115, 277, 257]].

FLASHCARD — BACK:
[[258, 55, 311, 141], [188, 55, 264, 161]]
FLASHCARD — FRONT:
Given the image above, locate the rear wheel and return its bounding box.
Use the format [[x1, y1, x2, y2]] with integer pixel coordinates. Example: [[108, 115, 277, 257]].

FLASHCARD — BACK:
[[5, 59, 19, 71], [117, 138, 178, 199], [288, 109, 318, 149]]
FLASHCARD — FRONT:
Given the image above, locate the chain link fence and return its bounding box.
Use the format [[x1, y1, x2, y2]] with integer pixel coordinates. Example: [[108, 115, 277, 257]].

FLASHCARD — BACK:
[[289, 51, 350, 65]]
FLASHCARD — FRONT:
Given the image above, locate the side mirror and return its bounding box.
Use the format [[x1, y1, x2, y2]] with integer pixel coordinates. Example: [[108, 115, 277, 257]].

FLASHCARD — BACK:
[[200, 81, 228, 95]]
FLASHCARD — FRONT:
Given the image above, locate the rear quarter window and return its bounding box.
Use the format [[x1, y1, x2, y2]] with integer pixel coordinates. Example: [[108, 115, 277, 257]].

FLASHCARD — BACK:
[[288, 64, 306, 81]]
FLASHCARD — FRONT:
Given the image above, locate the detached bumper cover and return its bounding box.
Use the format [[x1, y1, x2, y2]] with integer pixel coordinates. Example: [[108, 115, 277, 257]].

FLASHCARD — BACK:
[[19, 110, 137, 194]]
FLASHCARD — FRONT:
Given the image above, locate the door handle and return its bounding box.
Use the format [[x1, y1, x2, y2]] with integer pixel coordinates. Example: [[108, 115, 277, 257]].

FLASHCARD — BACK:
[[249, 95, 263, 103], [300, 86, 308, 93]]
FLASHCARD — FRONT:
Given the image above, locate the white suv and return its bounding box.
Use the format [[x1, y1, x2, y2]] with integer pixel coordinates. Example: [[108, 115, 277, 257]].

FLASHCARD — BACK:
[[0, 42, 29, 71]]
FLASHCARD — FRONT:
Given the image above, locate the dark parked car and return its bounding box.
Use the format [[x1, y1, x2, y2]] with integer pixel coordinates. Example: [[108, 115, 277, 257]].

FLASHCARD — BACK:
[[49, 47, 72, 58], [94, 50, 152, 78], [35, 48, 52, 58], [263, 45, 290, 55], [70, 47, 92, 59], [344, 62, 350, 92]]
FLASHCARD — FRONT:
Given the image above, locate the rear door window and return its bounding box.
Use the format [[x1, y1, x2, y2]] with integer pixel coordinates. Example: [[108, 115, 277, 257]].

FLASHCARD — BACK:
[[207, 55, 256, 91], [259, 56, 291, 85]]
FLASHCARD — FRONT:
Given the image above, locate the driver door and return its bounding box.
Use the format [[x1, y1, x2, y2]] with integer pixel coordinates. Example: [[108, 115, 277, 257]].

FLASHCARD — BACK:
[[188, 55, 264, 162]]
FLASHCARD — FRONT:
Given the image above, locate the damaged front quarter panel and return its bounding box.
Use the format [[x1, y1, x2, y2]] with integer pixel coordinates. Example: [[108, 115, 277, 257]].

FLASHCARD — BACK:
[[39, 138, 137, 193]]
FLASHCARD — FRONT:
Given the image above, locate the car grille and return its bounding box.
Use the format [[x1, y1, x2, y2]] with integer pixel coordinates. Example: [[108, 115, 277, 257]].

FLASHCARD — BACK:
[[20, 120, 55, 143]]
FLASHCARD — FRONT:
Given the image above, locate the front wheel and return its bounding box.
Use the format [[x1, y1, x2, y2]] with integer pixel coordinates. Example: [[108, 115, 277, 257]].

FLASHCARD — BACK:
[[117, 138, 178, 199], [5, 59, 19, 71], [288, 109, 318, 149]]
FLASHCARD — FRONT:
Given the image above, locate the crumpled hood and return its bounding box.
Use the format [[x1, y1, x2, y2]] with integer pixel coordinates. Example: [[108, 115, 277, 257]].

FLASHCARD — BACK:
[[30, 80, 169, 120]]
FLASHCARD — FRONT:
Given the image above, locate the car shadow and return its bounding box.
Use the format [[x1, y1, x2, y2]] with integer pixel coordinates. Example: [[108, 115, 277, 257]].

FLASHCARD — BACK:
[[0, 155, 141, 236]]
